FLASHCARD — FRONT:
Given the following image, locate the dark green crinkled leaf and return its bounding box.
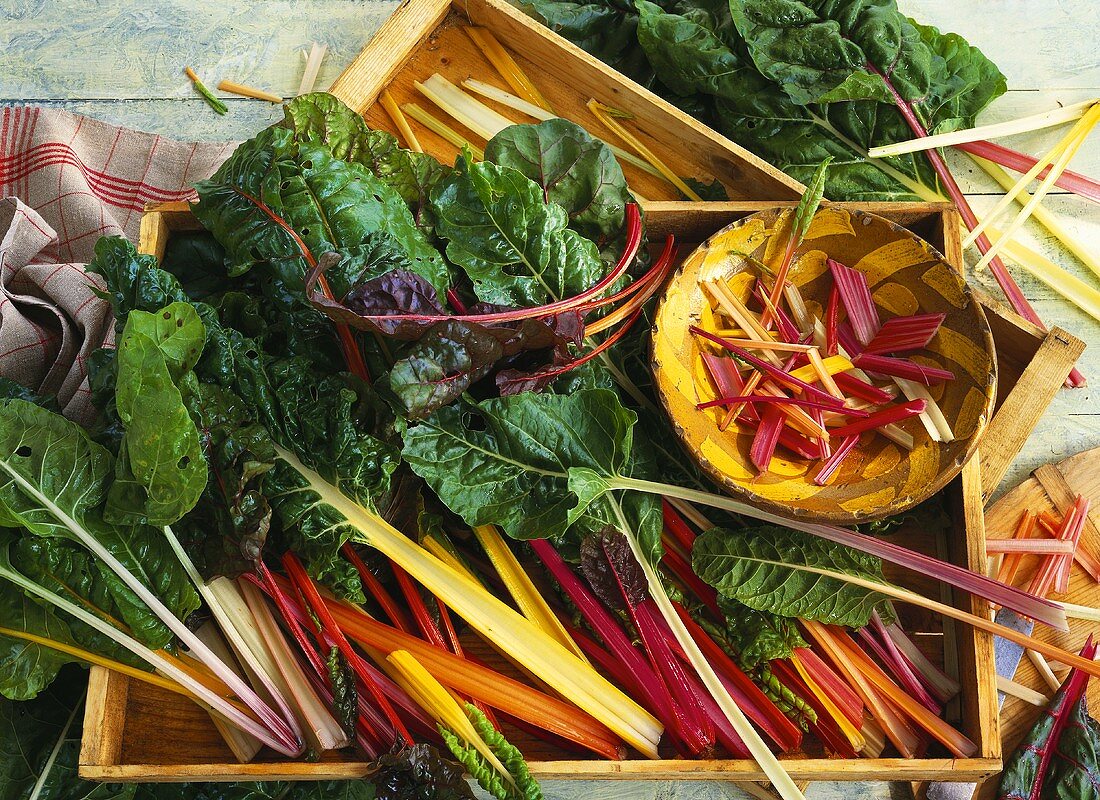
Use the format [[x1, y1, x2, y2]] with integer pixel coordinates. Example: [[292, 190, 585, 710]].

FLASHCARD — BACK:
[[0, 400, 200, 648], [0, 668, 133, 800], [159, 230, 229, 301], [692, 524, 893, 627], [326, 645, 358, 740], [373, 743, 475, 800], [175, 380, 275, 581], [86, 237, 190, 333], [717, 596, 806, 668], [484, 119, 633, 253], [194, 123, 448, 305], [510, 0, 654, 85], [106, 303, 207, 527], [0, 574, 80, 701], [279, 92, 450, 234], [516, 0, 1005, 202], [430, 152, 605, 307], [2, 533, 150, 681]]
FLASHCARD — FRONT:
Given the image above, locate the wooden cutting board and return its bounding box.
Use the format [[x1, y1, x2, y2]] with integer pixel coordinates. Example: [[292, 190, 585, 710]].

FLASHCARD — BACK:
[[977, 445, 1100, 799]]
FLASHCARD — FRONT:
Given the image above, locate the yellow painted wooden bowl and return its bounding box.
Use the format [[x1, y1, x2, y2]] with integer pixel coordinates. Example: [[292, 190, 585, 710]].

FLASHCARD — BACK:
[[651, 206, 997, 524]]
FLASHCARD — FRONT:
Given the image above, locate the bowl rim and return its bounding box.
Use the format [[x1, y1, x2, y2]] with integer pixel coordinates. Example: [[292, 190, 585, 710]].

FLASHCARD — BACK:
[[650, 204, 998, 524]]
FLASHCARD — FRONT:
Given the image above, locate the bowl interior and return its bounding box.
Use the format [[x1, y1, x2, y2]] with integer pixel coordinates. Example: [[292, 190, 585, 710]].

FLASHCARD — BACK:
[[651, 206, 997, 523]]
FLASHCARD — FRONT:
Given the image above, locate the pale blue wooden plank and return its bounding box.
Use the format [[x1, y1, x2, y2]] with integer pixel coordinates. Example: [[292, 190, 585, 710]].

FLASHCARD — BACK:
[[0, 0, 397, 100], [2, 98, 285, 140]]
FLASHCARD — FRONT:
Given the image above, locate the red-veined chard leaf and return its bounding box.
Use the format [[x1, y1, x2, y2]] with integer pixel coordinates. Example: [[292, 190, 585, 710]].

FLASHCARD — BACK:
[[0, 400, 201, 651], [998, 639, 1100, 800]]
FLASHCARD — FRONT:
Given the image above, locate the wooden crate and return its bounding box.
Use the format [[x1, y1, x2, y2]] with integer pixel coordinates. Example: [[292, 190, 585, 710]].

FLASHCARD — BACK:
[[78, 0, 1084, 784], [325, 0, 803, 203], [79, 199, 1084, 787]]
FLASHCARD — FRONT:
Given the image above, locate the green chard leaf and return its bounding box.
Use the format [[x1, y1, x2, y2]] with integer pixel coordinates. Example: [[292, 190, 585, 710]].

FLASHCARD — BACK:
[[106, 302, 207, 527], [484, 119, 635, 258], [279, 92, 450, 233], [194, 123, 448, 305], [692, 524, 893, 627], [717, 596, 807, 668], [86, 237, 191, 333], [0, 668, 133, 800], [0, 573, 82, 701], [440, 705, 542, 800], [0, 400, 200, 649], [429, 152, 605, 307], [402, 389, 661, 560]]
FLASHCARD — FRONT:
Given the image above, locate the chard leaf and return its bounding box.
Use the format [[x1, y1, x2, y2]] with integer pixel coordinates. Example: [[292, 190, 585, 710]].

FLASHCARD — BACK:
[[692, 524, 892, 627], [279, 92, 449, 233], [326, 645, 358, 740], [194, 124, 448, 306], [175, 381, 275, 581], [0, 400, 200, 647], [429, 153, 605, 307], [999, 651, 1100, 800], [0, 576, 78, 701], [517, 0, 1004, 202], [385, 320, 504, 419], [402, 389, 661, 560], [106, 303, 207, 527], [402, 389, 626, 539], [440, 705, 542, 800], [2, 534, 149, 675], [1048, 696, 1100, 800], [372, 743, 474, 800], [0, 668, 133, 800], [86, 237, 190, 333], [716, 597, 807, 668], [484, 119, 634, 255], [579, 526, 647, 612]]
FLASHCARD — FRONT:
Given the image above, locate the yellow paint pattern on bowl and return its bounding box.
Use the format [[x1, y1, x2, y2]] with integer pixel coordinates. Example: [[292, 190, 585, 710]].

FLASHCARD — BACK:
[[873, 282, 919, 316]]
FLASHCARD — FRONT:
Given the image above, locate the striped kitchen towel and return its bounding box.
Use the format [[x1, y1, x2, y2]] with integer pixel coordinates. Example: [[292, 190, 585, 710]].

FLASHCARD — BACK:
[[0, 105, 234, 422]]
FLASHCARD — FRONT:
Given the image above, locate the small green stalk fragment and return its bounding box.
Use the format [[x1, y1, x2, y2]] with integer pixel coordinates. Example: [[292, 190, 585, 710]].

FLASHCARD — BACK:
[[185, 66, 228, 115]]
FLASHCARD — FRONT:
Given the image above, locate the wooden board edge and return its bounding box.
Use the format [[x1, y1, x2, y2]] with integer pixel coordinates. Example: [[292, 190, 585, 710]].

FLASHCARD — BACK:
[[980, 326, 1086, 499], [79, 667, 130, 772], [329, 0, 454, 112], [78, 758, 1003, 784]]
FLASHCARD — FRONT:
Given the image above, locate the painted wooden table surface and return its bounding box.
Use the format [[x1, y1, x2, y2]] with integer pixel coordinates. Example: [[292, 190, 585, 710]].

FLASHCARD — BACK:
[[1, 0, 1098, 798]]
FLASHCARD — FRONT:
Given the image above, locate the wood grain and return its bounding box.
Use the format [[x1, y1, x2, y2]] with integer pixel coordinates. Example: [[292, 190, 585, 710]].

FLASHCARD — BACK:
[[978, 446, 1100, 800]]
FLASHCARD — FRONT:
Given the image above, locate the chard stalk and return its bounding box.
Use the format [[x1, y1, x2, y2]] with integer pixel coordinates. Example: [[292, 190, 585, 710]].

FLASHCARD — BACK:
[[0, 561, 299, 755], [866, 63, 1085, 387], [603, 475, 1067, 630], [0, 458, 302, 755], [604, 498, 806, 800]]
